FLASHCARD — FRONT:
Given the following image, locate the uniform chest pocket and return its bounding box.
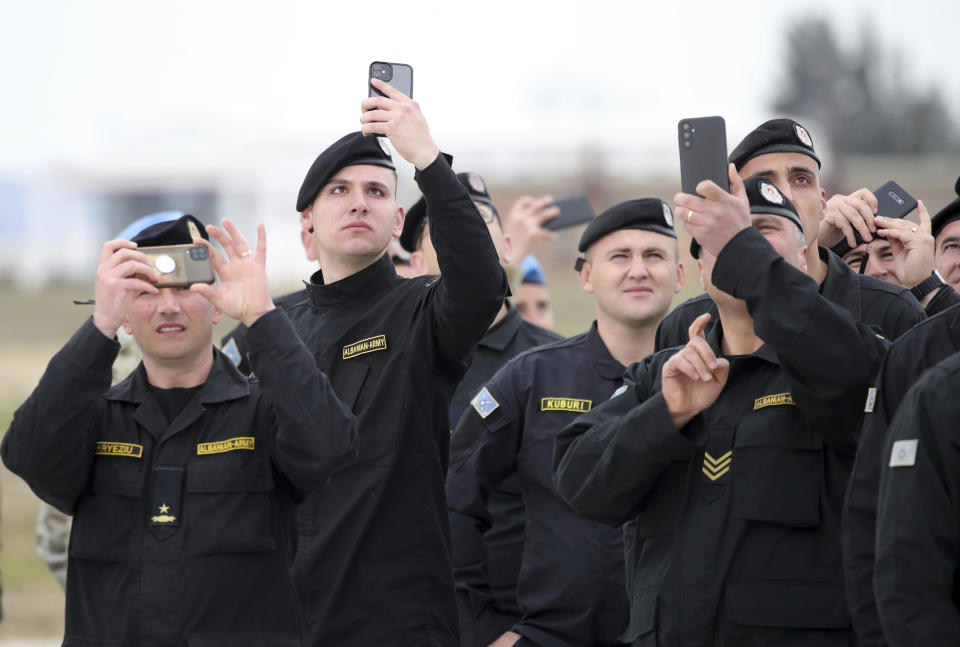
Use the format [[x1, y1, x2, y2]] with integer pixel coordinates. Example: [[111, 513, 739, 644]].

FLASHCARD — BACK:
[[70, 458, 144, 561], [731, 410, 823, 528], [186, 457, 276, 555], [333, 360, 369, 413]]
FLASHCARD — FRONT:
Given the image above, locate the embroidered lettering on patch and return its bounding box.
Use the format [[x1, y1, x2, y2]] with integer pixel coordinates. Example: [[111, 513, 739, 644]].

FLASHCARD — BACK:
[[197, 437, 255, 456], [864, 387, 878, 413], [753, 392, 795, 410], [703, 451, 732, 481], [471, 387, 500, 419], [342, 334, 387, 359], [889, 439, 918, 467], [540, 397, 592, 413], [95, 441, 143, 458]]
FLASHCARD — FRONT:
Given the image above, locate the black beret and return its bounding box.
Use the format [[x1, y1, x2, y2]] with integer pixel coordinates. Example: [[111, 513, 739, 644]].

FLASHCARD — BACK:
[[399, 170, 497, 253], [729, 119, 821, 170], [574, 199, 676, 270], [932, 175, 960, 240], [296, 132, 396, 213], [131, 214, 208, 247], [690, 177, 803, 259]]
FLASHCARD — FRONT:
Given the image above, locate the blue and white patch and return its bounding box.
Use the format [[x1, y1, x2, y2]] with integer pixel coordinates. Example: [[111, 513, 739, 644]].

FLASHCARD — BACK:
[[889, 439, 918, 467], [610, 384, 629, 399], [471, 387, 500, 419], [864, 387, 877, 413], [222, 337, 242, 367]]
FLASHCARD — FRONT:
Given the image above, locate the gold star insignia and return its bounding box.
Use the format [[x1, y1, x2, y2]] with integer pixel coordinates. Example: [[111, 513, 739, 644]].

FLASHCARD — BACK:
[[158, 503, 170, 514]]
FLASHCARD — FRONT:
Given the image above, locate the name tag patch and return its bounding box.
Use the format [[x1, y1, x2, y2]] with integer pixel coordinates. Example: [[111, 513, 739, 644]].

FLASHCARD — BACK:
[[343, 334, 387, 359], [95, 441, 143, 458], [889, 439, 918, 467], [864, 387, 877, 413], [471, 387, 500, 419], [540, 397, 592, 413], [754, 392, 794, 410], [197, 437, 255, 455]]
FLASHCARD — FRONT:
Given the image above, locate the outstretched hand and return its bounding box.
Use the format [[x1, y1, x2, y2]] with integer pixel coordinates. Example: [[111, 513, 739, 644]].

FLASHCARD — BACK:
[[674, 164, 750, 258], [190, 219, 275, 327], [359, 78, 440, 171], [661, 313, 729, 429]]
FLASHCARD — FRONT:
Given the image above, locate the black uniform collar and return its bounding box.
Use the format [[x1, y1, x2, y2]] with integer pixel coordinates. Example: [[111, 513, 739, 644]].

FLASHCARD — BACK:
[[104, 347, 251, 405], [707, 318, 779, 365], [479, 302, 523, 351], [586, 322, 628, 379], [819, 245, 862, 321], [305, 252, 399, 308]]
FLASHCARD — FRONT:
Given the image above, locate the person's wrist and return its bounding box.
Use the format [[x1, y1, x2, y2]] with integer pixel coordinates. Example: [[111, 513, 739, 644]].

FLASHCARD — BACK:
[[909, 270, 944, 299]]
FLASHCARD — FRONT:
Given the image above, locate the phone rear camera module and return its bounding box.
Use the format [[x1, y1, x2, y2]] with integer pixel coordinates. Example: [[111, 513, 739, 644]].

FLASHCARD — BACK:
[[371, 62, 393, 82], [189, 246, 208, 261], [888, 190, 905, 205], [681, 122, 691, 131]]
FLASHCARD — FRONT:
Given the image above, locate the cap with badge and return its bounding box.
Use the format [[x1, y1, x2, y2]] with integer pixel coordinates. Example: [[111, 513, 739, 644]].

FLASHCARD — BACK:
[[131, 214, 209, 246], [931, 175, 960, 240], [399, 170, 499, 253], [296, 131, 396, 213], [689, 177, 803, 259], [574, 198, 676, 270], [729, 118, 821, 170]]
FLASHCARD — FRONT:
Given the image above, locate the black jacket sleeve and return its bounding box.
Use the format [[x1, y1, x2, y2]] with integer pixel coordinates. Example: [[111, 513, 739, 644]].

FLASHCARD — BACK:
[[245, 308, 358, 498], [1, 318, 118, 512], [875, 359, 960, 645], [925, 283, 960, 317], [711, 228, 887, 454], [552, 354, 695, 526], [446, 368, 524, 646], [416, 154, 509, 377]]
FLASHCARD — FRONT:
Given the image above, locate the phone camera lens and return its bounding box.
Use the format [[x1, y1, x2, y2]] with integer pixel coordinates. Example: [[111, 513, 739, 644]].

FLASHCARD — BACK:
[[681, 122, 691, 131], [190, 246, 208, 260], [683, 141, 692, 149], [683, 132, 691, 139], [371, 63, 393, 82], [888, 190, 904, 205]]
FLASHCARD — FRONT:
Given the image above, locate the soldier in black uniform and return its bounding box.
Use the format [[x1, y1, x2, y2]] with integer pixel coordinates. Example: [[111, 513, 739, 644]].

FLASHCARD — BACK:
[[841, 186, 960, 647], [655, 118, 924, 350], [555, 174, 885, 646], [448, 199, 685, 647], [287, 79, 508, 646], [873, 350, 960, 645], [2, 215, 357, 646], [400, 170, 563, 646]]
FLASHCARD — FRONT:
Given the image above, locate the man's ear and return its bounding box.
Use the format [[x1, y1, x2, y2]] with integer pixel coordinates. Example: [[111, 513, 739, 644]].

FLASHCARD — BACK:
[[577, 260, 594, 294], [393, 205, 405, 239], [798, 244, 809, 274], [301, 229, 318, 262], [675, 261, 686, 294], [501, 233, 513, 266], [300, 208, 314, 234], [121, 315, 132, 336]]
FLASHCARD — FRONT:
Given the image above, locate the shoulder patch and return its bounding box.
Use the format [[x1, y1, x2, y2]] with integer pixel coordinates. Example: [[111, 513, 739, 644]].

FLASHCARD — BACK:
[[540, 397, 592, 413], [95, 441, 143, 458], [197, 437, 255, 455], [471, 387, 500, 419], [610, 384, 629, 399], [754, 392, 795, 410], [889, 439, 918, 467], [343, 334, 388, 359], [864, 387, 878, 413], [222, 337, 242, 366]]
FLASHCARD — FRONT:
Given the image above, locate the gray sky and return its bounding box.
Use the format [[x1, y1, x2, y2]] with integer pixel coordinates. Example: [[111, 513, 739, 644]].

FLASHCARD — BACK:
[[1, 0, 957, 174]]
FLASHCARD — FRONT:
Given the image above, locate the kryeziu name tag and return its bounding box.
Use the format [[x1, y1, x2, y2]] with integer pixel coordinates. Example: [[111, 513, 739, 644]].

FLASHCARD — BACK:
[[95, 441, 143, 458], [343, 335, 387, 360]]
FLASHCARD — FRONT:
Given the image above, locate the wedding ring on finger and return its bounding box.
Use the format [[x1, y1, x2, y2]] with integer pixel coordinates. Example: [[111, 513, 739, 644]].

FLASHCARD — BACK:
[[911, 227, 918, 233], [685, 209, 694, 224], [239, 250, 253, 258]]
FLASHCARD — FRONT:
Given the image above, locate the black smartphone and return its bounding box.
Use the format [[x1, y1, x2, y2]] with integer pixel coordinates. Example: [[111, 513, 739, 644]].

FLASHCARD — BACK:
[[543, 194, 596, 231], [369, 61, 413, 99], [678, 116, 729, 196], [140, 244, 215, 288], [874, 180, 918, 220]]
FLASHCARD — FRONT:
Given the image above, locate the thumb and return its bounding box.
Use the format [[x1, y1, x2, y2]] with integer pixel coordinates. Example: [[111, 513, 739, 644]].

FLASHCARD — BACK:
[[728, 164, 746, 199], [918, 200, 931, 234]]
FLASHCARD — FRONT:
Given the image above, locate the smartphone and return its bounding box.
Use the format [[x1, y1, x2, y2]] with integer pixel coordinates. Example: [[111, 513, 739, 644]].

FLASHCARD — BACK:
[[543, 194, 596, 231], [369, 61, 413, 99], [140, 244, 214, 288], [874, 180, 918, 220], [678, 116, 729, 196]]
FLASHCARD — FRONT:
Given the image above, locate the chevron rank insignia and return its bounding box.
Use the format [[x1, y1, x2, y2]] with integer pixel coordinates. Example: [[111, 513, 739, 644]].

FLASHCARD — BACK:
[[703, 451, 732, 481], [471, 387, 500, 419]]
